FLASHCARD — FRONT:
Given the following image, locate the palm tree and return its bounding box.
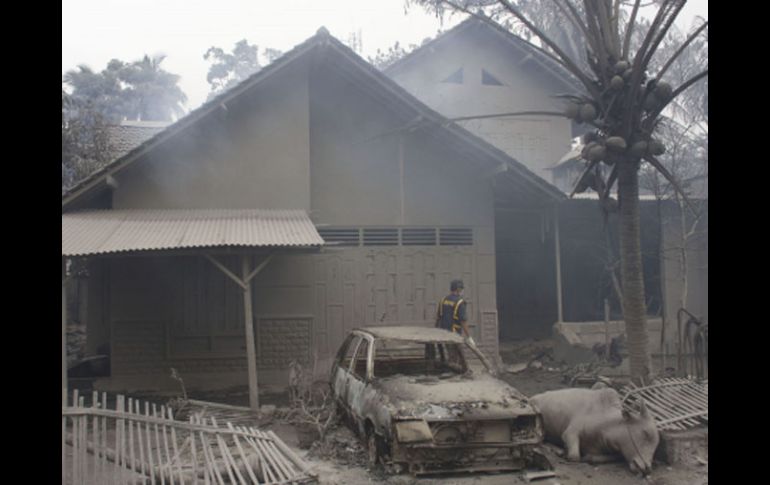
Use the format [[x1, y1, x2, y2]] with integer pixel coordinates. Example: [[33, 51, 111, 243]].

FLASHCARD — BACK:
[[64, 55, 188, 122], [418, 0, 707, 382], [63, 60, 129, 122], [119, 55, 188, 121]]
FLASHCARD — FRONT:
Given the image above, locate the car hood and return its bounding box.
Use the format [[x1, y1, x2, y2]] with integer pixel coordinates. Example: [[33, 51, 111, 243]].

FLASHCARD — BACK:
[[372, 372, 536, 420]]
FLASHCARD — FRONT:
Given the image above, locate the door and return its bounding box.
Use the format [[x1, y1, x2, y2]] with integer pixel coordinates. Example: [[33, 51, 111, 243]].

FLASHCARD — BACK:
[[332, 334, 361, 413], [346, 337, 371, 428]]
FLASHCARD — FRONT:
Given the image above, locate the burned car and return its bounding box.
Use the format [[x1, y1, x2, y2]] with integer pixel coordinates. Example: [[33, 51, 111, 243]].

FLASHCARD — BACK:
[[330, 326, 544, 475]]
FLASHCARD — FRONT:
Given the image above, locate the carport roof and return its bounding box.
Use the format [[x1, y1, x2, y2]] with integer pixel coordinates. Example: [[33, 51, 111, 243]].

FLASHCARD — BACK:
[[61, 209, 324, 257]]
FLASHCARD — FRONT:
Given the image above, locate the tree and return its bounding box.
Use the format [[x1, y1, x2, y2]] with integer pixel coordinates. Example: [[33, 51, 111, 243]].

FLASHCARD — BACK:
[[204, 40, 283, 99], [368, 37, 435, 70], [64, 55, 188, 122], [62, 91, 113, 193], [637, 20, 707, 375], [369, 42, 413, 69], [413, 0, 708, 382], [63, 60, 130, 123], [119, 55, 188, 121]]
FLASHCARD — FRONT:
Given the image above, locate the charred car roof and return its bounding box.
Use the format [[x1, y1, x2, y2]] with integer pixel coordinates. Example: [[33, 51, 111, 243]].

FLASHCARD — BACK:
[[353, 326, 466, 343]]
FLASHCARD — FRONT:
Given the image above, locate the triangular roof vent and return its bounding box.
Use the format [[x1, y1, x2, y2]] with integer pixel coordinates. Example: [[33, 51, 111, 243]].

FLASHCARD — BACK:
[[441, 67, 463, 84], [482, 69, 504, 86]]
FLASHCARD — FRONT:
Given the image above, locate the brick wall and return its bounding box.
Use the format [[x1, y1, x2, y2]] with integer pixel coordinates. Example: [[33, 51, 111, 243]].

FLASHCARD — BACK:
[[258, 317, 312, 369]]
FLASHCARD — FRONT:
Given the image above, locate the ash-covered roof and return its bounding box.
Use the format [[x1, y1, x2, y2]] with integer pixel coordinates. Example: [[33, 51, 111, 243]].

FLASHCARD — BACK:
[[384, 17, 583, 94], [105, 121, 169, 160], [62, 26, 565, 210], [62, 209, 323, 256]]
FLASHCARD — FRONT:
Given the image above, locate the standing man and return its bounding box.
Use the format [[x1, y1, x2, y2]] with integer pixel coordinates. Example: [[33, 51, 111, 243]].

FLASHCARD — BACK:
[[436, 279, 476, 346]]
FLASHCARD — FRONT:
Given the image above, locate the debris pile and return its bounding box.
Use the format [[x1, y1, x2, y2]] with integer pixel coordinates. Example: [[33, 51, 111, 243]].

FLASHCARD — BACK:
[[306, 424, 368, 467], [621, 378, 708, 431]]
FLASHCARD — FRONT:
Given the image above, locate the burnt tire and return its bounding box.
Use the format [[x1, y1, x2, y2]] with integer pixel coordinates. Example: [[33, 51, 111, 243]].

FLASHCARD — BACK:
[[366, 429, 384, 468], [335, 401, 345, 420]]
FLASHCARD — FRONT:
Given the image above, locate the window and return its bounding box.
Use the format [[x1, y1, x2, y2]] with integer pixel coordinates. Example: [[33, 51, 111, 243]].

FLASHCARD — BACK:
[[316, 227, 473, 247], [482, 69, 504, 86], [441, 67, 463, 84], [401, 228, 437, 246], [439, 228, 474, 246], [352, 338, 370, 380], [363, 228, 399, 246], [318, 228, 360, 246], [372, 339, 468, 378], [337, 335, 362, 371], [168, 256, 245, 357]]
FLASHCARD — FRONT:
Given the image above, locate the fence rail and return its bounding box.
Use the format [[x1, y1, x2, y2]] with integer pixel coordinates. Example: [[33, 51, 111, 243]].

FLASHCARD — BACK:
[[621, 377, 708, 431], [62, 390, 316, 485]]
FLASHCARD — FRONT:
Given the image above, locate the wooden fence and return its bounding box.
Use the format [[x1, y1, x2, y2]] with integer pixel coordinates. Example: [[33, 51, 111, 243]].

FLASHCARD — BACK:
[[62, 390, 317, 485]]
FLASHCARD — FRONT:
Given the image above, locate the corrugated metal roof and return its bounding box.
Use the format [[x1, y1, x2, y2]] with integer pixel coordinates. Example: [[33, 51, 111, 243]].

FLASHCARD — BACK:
[[572, 192, 661, 201], [62, 209, 324, 256]]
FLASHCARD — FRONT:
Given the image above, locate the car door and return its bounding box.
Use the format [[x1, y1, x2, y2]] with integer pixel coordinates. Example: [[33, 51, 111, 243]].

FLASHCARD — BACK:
[[331, 334, 361, 413], [346, 336, 372, 429]]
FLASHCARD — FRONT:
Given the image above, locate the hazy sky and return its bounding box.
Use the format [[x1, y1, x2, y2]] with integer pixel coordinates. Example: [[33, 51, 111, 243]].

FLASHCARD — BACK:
[[62, 0, 708, 112]]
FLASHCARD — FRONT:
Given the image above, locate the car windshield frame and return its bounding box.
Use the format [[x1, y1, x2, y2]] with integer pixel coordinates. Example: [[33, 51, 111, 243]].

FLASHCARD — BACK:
[[370, 337, 485, 379]]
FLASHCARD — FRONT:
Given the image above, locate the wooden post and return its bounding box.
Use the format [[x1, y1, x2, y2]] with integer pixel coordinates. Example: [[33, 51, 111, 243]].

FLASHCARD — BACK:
[[554, 207, 564, 323], [62, 258, 68, 407], [242, 255, 259, 411], [204, 252, 275, 411], [399, 136, 405, 226], [604, 299, 611, 359]]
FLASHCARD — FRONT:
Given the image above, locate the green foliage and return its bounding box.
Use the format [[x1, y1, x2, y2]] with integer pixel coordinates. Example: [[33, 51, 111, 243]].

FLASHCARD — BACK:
[[64, 55, 187, 122], [204, 39, 283, 99], [368, 42, 412, 69], [61, 91, 113, 193], [119, 55, 188, 121], [368, 37, 434, 70]]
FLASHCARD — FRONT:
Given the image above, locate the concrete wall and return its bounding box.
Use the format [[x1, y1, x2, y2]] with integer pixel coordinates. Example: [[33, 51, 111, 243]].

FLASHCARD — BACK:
[[309, 245, 499, 375], [95, 255, 316, 392], [95, 243, 498, 393], [112, 62, 311, 210], [309, 64, 495, 227], [388, 32, 572, 182]]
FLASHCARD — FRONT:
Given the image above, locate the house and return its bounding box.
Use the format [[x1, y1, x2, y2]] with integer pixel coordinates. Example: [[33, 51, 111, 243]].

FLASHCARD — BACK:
[[384, 18, 707, 355], [61, 27, 564, 406], [386, 17, 582, 186]]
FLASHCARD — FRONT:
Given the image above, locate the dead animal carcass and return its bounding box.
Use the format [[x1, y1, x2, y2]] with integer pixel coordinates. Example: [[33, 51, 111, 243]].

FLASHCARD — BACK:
[[530, 387, 659, 475], [330, 326, 544, 475]]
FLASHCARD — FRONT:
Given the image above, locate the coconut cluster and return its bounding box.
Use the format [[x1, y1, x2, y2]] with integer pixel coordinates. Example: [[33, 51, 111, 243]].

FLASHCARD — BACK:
[[580, 131, 665, 166], [564, 100, 598, 124], [563, 57, 673, 164]]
